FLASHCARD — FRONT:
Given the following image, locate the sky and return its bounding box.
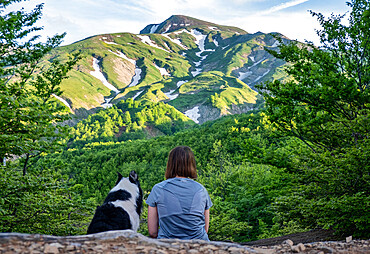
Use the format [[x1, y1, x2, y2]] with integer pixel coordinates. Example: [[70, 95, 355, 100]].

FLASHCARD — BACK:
[[5, 0, 351, 46]]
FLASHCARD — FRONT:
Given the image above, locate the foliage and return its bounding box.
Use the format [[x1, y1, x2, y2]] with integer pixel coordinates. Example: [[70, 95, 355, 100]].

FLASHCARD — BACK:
[[0, 0, 93, 235], [257, 0, 370, 237], [198, 140, 291, 241], [0, 1, 79, 172], [0, 162, 94, 235], [69, 99, 195, 145], [38, 111, 295, 241]]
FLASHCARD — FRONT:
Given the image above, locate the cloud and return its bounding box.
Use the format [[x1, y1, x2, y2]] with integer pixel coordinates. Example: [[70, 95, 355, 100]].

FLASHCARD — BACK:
[[259, 0, 309, 15], [4, 0, 349, 46], [227, 9, 322, 44]]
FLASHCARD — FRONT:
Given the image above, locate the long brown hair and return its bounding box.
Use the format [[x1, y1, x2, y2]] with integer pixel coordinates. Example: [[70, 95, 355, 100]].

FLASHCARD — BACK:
[[165, 146, 197, 179]]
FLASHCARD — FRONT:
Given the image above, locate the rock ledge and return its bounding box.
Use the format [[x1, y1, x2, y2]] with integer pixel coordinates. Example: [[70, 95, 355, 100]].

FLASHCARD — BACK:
[[0, 231, 369, 253]]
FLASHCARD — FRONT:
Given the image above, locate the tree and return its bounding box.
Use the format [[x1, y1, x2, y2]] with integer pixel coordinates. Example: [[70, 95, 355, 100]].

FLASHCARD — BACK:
[[0, 1, 92, 235], [0, 0, 79, 173], [123, 111, 132, 124], [257, 0, 369, 237]]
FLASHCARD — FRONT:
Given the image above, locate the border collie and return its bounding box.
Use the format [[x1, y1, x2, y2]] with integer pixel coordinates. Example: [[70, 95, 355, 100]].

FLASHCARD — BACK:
[[87, 170, 143, 234]]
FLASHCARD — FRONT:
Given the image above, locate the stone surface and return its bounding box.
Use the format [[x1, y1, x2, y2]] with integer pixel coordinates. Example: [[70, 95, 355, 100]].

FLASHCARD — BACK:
[[283, 239, 294, 246], [296, 243, 305, 252], [0, 231, 369, 254], [346, 236, 353, 243]]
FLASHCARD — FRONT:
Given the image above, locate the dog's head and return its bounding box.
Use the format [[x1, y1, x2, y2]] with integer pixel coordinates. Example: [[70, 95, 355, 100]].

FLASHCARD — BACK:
[[111, 170, 143, 214]]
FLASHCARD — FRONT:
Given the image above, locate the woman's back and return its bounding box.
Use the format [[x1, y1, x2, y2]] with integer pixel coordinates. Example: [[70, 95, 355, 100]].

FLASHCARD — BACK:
[[147, 177, 211, 240], [147, 146, 212, 240]]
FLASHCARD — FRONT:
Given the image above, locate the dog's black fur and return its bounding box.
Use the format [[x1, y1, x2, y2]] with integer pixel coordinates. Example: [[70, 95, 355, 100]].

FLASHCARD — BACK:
[[87, 170, 143, 234]]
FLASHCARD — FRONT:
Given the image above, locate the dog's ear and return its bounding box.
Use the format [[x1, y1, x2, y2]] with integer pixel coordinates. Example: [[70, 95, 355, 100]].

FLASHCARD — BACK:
[[129, 170, 138, 183], [116, 172, 123, 185]]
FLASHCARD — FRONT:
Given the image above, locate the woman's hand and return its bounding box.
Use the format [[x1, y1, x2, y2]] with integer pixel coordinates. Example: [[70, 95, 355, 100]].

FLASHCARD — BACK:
[[147, 206, 159, 238]]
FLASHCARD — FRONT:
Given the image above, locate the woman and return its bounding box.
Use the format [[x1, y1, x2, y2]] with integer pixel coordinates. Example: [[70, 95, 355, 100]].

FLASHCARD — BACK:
[[146, 146, 212, 241]]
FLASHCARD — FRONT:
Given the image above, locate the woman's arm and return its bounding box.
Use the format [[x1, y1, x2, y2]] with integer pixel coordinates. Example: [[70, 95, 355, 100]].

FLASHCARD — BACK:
[[147, 206, 159, 238], [204, 209, 210, 233]]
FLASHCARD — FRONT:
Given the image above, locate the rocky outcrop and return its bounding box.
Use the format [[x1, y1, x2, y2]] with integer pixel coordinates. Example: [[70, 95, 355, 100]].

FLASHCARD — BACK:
[[0, 230, 256, 253], [1, 230, 369, 254]]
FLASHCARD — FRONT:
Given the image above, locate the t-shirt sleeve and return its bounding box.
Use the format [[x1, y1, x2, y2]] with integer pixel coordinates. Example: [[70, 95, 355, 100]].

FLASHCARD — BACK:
[[146, 185, 160, 207], [204, 188, 213, 210]]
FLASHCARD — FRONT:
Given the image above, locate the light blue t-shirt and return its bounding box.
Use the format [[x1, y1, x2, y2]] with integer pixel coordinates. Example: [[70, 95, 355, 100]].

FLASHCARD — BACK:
[[146, 177, 212, 241]]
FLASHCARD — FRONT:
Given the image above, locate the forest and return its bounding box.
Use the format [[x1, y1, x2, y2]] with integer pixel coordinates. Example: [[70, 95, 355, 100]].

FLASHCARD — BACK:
[[0, 0, 369, 242]]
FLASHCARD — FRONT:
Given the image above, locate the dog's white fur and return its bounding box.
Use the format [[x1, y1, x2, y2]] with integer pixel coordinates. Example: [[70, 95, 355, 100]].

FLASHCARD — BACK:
[[111, 200, 140, 231], [110, 177, 140, 231]]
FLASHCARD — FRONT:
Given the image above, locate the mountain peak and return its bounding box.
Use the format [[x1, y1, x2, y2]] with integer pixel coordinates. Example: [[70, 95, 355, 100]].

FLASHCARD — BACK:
[[140, 15, 247, 35]]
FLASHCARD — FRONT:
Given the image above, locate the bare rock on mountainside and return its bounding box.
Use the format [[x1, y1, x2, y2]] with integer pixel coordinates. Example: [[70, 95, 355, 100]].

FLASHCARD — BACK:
[[140, 15, 247, 35], [0, 230, 369, 254]]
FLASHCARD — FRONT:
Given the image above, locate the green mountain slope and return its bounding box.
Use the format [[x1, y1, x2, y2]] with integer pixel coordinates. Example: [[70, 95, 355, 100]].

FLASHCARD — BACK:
[[47, 15, 290, 124]]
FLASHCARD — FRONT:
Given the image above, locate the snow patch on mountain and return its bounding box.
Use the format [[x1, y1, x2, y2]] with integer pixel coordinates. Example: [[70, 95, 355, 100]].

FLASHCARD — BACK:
[[150, 24, 159, 33], [213, 38, 219, 47], [176, 80, 187, 88], [172, 29, 189, 35], [271, 40, 280, 47], [191, 29, 206, 52], [90, 57, 119, 108], [132, 90, 144, 100], [129, 68, 142, 87], [164, 90, 175, 99], [163, 80, 188, 101], [53, 94, 71, 111], [164, 91, 178, 100], [238, 71, 253, 80], [250, 58, 266, 68], [103, 40, 119, 45], [254, 70, 270, 83], [165, 29, 208, 77], [189, 29, 216, 77], [163, 24, 171, 33], [162, 34, 187, 49], [185, 106, 200, 123], [110, 50, 136, 65], [154, 64, 170, 76], [102, 97, 114, 108], [190, 29, 206, 77], [137, 35, 170, 53], [90, 58, 119, 93], [191, 68, 202, 77], [236, 57, 268, 83]]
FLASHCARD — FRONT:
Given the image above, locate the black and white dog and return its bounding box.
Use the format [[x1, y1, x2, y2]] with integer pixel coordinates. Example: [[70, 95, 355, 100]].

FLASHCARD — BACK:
[[87, 170, 143, 234]]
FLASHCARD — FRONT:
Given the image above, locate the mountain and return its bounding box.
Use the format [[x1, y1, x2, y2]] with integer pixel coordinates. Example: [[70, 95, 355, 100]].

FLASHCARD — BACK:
[[140, 15, 247, 35], [48, 15, 290, 124]]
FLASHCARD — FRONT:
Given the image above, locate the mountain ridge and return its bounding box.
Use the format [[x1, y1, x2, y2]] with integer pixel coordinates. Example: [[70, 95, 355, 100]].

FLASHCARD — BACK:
[[47, 15, 291, 126], [140, 15, 247, 35]]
